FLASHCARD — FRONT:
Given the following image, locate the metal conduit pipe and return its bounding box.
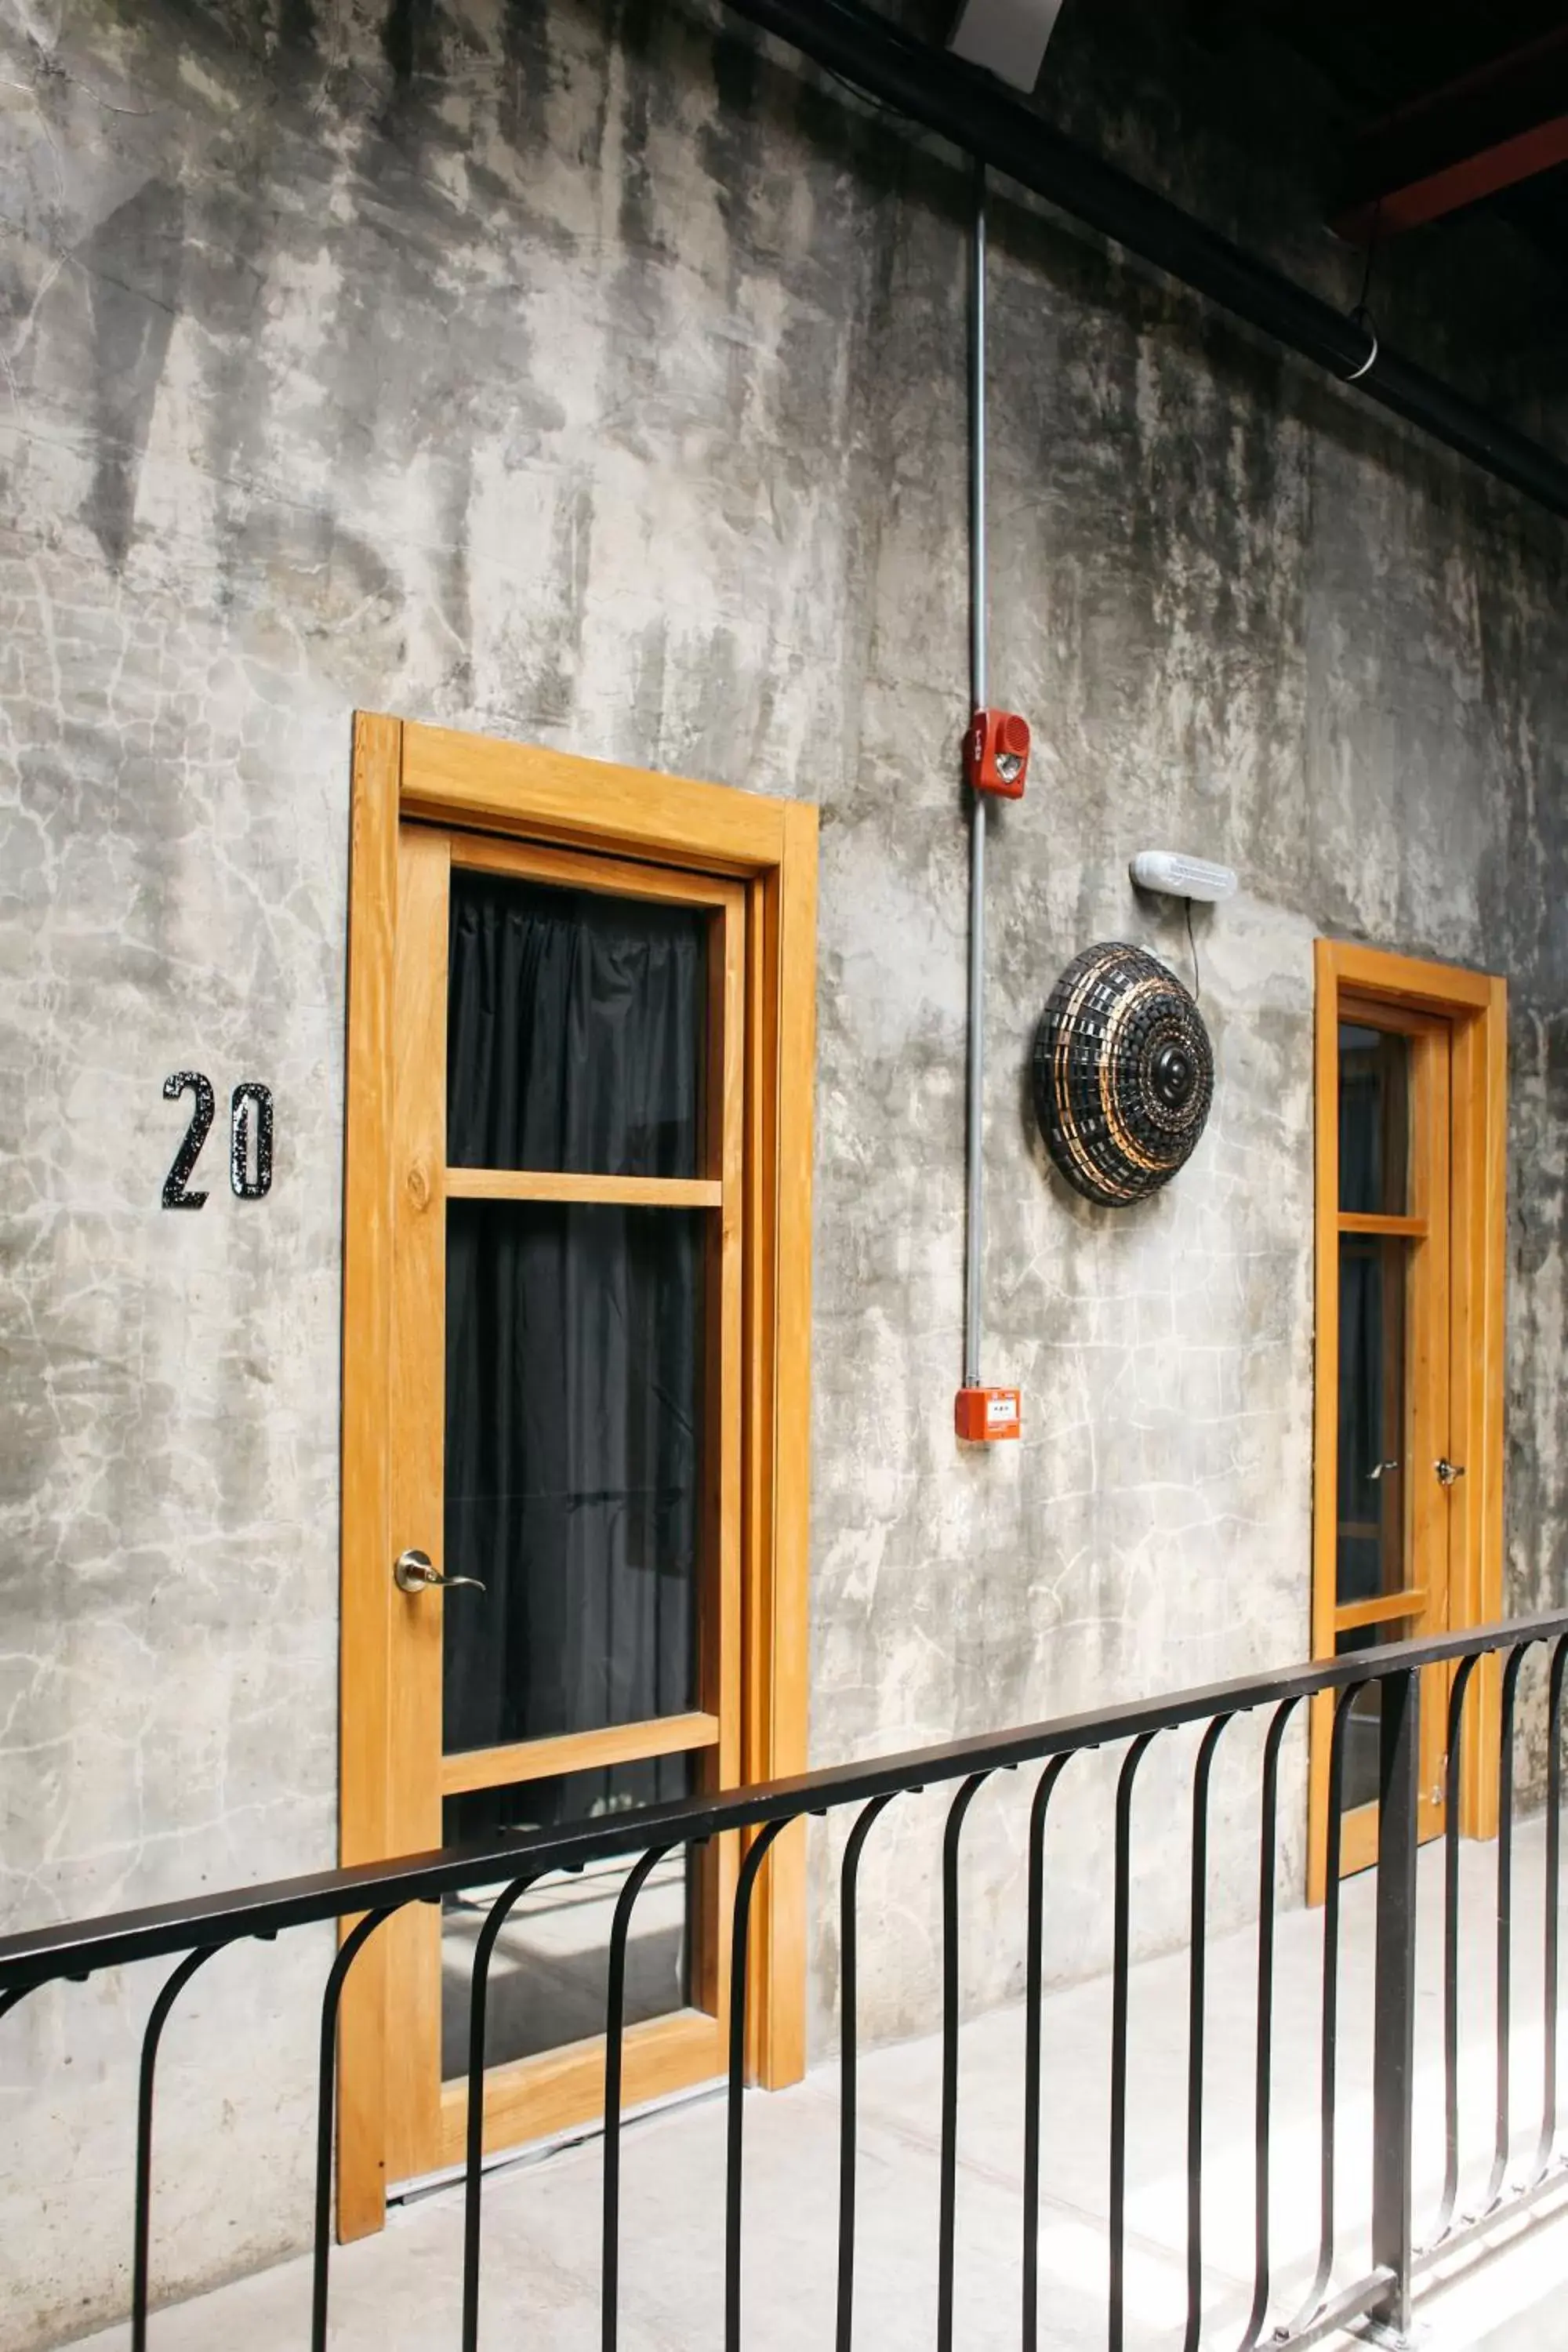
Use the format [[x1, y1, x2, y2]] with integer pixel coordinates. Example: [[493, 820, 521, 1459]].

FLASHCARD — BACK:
[[963, 158, 987, 1394], [717, 0, 1568, 522]]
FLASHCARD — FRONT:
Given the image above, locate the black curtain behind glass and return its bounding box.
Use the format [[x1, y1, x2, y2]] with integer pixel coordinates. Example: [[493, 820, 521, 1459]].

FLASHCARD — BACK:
[[442, 872, 706, 1780], [447, 873, 704, 1174], [1336, 1240, 1382, 1604], [1335, 1026, 1408, 1612]]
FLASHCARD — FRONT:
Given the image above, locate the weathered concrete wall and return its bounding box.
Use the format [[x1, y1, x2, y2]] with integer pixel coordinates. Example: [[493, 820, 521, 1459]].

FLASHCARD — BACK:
[[0, 1, 1563, 2341]]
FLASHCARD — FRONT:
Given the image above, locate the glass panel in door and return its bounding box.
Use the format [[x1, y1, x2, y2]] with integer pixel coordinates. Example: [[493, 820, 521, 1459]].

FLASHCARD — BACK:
[[1334, 1221, 1414, 1825], [1336, 1230, 1410, 1613], [437, 864, 728, 2095], [441, 1759, 694, 2073], [442, 1200, 704, 1753], [1338, 1022, 1410, 1217], [446, 869, 707, 1178]]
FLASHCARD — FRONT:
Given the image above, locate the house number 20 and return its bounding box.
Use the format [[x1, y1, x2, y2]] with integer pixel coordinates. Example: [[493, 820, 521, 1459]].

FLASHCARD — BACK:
[[162, 1073, 274, 1207]]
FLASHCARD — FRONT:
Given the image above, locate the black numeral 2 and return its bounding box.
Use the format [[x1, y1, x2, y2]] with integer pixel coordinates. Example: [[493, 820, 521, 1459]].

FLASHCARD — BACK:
[[162, 1072, 215, 1209], [162, 1074, 275, 1207]]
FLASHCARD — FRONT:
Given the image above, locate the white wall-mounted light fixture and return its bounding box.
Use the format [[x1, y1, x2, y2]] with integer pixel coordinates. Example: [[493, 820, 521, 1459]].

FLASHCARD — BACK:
[[948, 0, 1066, 92], [1130, 851, 1239, 904]]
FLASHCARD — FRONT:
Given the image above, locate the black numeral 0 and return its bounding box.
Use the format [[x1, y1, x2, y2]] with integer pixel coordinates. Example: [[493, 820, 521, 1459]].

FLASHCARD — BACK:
[[230, 1083, 274, 1200], [162, 1072, 215, 1209]]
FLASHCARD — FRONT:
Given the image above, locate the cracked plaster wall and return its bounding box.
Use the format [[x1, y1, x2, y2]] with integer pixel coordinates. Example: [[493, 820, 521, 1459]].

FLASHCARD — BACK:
[[0, 1, 1564, 2340]]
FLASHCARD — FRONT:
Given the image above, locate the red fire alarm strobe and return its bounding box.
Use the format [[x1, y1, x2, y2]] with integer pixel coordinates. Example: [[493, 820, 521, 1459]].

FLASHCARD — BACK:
[[964, 708, 1030, 800], [955, 1385, 1022, 1442]]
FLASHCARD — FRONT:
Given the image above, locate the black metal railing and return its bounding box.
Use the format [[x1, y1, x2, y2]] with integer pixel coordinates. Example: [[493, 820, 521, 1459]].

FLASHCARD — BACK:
[[2, 1611, 1566, 2350]]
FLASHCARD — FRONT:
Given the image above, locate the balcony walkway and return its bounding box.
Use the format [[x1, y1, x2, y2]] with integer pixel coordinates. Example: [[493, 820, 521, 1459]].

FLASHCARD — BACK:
[[72, 1818, 1566, 2352]]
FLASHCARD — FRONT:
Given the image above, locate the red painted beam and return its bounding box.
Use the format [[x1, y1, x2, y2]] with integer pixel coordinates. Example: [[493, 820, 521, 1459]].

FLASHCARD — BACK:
[[1334, 23, 1568, 243]]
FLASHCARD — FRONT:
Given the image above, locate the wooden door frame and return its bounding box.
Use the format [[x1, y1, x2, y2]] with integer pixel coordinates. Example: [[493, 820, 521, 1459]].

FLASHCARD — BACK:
[[1308, 939, 1507, 1906], [337, 713, 818, 2235]]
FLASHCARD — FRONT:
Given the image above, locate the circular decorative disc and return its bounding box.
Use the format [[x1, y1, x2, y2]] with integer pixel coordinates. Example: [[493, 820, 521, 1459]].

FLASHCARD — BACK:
[[1032, 943, 1214, 1207]]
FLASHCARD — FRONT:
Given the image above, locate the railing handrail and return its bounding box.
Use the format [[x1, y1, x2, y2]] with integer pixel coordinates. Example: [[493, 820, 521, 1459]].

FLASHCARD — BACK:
[[4, 1606, 1566, 1994]]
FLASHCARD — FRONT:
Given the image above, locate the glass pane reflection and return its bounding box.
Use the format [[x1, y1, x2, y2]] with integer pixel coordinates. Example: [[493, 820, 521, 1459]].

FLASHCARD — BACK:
[[1339, 1022, 1410, 1216], [1334, 1619, 1416, 1818], [447, 869, 706, 1178], [441, 1759, 692, 2078], [443, 1201, 704, 1755], [1336, 1234, 1408, 1610]]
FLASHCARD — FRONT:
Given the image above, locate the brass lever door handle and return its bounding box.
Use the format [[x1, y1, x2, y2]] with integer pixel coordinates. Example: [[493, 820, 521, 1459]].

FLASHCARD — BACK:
[[394, 1548, 487, 1595]]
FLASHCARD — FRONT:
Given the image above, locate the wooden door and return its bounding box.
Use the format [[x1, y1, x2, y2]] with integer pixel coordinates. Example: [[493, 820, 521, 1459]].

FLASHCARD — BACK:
[[339, 717, 818, 2238], [384, 825, 744, 2183], [1313, 990, 1454, 1881], [1310, 942, 1510, 1900]]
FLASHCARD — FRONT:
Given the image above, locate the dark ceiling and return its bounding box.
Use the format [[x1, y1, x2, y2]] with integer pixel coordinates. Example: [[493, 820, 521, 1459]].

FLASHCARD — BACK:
[[1187, 0, 1568, 268], [1192, 0, 1565, 101]]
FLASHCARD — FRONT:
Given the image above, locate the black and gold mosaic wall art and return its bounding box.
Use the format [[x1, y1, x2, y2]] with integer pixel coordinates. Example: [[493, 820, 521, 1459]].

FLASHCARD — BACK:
[[1032, 942, 1214, 1207]]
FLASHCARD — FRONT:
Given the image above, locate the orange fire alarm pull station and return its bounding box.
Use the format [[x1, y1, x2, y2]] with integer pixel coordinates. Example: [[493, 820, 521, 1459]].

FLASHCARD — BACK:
[[955, 1385, 1022, 1443], [964, 707, 1030, 800]]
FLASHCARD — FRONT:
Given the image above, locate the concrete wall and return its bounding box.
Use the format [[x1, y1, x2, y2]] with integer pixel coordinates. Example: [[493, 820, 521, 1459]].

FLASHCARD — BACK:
[[0, 0, 1564, 2340]]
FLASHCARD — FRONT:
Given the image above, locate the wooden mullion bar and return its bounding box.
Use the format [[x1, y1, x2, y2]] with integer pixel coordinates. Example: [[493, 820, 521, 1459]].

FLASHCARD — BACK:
[[1336, 1589, 1429, 1636], [445, 1169, 722, 1208], [439, 1711, 722, 1797]]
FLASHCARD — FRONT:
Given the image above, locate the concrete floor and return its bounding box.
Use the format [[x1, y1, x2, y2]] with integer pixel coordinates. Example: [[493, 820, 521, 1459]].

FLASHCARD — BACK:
[[71, 1820, 1567, 2351]]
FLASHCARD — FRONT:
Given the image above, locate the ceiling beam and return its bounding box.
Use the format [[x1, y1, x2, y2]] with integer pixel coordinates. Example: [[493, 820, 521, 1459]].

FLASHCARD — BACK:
[[1334, 24, 1568, 244]]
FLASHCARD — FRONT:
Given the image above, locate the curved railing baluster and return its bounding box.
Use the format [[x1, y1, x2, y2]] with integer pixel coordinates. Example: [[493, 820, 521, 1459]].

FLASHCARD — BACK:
[[936, 1770, 990, 2352], [1432, 1653, 1482, 2245], [724, 1820, 788, 2352], [1484, 1645, 1531, 2214], [1181, 1713, 1235, 2352], [311, 1907, 397, 2352], [1281, 1683, 1359, 2336], [836, 1794, 896, 2352], [1022, 1754, 1072, 2352], [601, 1844, 673, 2352], [1236, 1696, 1301, 2352], [132, 1945, 220, 2352], [1531, 1636, 1568, 2190], [461, 1875, 538, 2352], [1108, 1731, 1159, 2352]]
